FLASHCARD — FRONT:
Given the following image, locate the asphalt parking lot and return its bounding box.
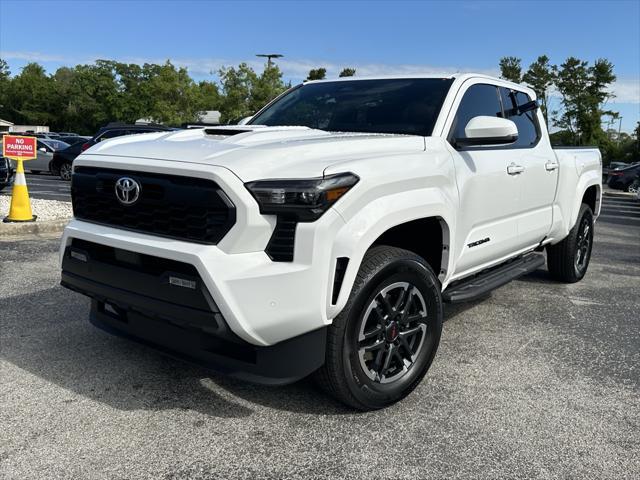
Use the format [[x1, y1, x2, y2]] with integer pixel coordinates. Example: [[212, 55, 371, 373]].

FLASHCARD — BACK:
[[0, 173, 70, 201], [1, 197, 639, 479]]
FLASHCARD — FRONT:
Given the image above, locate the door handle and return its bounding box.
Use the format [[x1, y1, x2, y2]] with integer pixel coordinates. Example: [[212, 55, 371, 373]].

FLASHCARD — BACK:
[[507, 163, 525, 175], [545, 161, 559, 171]]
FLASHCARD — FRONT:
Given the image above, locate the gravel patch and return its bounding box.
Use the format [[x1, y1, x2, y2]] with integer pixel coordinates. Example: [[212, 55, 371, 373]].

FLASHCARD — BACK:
[[0, 196, 72, 222]]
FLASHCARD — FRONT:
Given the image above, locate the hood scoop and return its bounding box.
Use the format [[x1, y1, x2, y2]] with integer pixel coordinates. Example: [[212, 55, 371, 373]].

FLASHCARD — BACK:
[[204, 128, 253, 136]]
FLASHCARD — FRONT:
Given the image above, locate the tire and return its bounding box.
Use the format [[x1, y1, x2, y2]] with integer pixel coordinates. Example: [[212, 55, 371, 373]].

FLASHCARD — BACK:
[[59, 161, 72, 181], [546, 203, 594, 283], [315, 246, 443, 410]]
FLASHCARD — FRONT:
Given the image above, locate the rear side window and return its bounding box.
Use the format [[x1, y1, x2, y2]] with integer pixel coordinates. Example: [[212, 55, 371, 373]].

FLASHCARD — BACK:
[[449, 84, 502, 141], [99, 129, 124, 141], [500, 88, 539, 147]]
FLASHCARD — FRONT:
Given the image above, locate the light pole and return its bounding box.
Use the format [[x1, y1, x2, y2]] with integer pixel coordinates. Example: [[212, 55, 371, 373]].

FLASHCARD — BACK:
[[617, 116, 623, 145], [256, 53, 283, 68]]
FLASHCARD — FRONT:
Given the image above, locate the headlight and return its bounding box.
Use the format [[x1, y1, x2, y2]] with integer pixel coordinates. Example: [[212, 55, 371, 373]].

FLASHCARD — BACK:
[[245, 172, 359, 221]]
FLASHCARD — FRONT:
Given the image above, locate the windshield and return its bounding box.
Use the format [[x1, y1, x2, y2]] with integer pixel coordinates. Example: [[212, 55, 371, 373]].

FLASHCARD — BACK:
[[41, 139, 70, 151], [249, 78, 453, 136]]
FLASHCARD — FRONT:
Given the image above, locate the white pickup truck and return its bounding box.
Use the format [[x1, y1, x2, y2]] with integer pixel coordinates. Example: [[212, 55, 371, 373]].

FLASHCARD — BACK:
[[60, 74, 601, 410]]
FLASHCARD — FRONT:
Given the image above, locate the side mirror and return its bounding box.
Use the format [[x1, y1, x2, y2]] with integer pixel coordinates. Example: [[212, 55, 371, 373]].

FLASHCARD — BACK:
[[237, 116, 253, 125], [455, 116, 518, 147], [38, 147, 48, 153]]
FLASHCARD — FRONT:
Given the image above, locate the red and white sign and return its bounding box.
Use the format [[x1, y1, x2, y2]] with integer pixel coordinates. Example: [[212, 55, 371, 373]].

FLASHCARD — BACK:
[[2, 135, 37, 160]]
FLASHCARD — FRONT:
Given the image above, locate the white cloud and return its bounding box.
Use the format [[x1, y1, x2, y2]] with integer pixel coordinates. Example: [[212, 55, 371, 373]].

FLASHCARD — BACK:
[[608, 77, 640, 104], [0, 50, 71, 63]]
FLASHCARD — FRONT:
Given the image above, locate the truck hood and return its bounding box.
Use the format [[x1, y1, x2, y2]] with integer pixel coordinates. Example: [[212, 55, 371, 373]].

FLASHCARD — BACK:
[[80, 126, 425, 181]]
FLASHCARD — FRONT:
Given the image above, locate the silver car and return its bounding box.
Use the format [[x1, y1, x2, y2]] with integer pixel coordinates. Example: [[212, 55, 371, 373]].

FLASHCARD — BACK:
[[26, 139, 70, 174]]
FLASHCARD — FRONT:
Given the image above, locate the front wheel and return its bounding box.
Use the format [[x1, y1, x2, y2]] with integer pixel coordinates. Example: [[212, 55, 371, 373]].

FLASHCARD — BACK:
[[546, 203, 594, 283], [315, 246, 443, 410]]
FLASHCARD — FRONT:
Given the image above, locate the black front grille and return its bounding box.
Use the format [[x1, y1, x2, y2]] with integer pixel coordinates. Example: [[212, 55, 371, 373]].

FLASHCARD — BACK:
[[72, 167, 235, 244]]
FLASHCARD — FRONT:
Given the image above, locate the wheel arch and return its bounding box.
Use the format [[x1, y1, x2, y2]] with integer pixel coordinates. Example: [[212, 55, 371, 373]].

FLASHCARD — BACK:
[[327, 206, 453, 320], [571, 181, 601, 229]]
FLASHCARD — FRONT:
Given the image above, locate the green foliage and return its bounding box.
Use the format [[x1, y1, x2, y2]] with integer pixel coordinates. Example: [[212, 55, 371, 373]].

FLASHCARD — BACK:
[[339, 68, 356, 77], [307, 68, 327, 80], [217, 62, 287, 124], [522, 55, 554, 122], [554, 57, 616, 146], [499, 57, 522, 83], [0, 58, 279, 134]]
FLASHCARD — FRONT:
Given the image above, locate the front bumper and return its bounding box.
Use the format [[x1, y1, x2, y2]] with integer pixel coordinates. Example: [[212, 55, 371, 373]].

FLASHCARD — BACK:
[[61, 239, 327, 385]]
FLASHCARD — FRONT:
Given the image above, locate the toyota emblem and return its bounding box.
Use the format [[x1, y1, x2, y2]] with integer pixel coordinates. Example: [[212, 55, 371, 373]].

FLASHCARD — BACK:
[[114, 177, 141, 205]]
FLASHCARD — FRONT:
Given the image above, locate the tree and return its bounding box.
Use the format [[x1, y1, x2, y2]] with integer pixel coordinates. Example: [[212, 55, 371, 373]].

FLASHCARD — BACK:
[[5, 63, 57, 126], [307, 68, 326, 80], [339, 68, 356, 77], [499, 56, 522, 83], [522, 55, 554, 123], [250, 63, 287, 113], [0, 58, 10, 118], [217, 63, 258, 124], [553, 57, 616, 145]]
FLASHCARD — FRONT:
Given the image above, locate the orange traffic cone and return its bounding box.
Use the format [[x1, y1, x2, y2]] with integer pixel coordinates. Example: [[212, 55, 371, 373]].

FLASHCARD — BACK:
[[3, 159, 36, 222]]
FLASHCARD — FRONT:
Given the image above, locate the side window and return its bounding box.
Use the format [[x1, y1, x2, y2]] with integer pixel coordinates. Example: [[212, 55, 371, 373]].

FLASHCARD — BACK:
[[450, 84, 502, 142], [500, 88, 539, 147], [99, 129, 123, 141]]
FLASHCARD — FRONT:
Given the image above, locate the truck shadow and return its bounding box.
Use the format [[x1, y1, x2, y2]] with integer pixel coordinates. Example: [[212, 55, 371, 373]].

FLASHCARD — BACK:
[[0, 287, 351, 418]]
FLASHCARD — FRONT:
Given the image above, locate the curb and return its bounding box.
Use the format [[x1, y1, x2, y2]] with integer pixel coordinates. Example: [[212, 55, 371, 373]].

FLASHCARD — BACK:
[[0, 218, 70, 238]]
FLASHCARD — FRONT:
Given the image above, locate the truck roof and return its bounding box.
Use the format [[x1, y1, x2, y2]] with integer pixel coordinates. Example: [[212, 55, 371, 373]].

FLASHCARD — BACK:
[[304, 73, 536, 99]]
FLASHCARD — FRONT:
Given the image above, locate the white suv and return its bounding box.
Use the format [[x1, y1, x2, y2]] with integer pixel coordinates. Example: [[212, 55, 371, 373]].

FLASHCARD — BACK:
[[61, 74, 601, 409]]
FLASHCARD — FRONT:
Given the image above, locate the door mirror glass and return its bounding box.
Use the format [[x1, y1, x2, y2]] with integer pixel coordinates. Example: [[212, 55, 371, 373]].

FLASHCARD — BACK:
[[456, 116, 518, 147]]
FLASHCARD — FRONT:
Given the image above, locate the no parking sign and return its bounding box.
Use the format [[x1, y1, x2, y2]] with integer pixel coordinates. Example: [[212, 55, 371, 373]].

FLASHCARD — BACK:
[[2, 135, 37, 160]]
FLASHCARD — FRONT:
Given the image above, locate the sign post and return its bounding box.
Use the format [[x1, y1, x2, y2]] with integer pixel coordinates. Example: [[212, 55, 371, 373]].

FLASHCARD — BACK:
[[2, 135, 38, 222]]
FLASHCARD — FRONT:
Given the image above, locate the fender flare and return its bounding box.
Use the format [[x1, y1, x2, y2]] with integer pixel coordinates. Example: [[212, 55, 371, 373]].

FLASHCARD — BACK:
[[569, 179, 601, 231], [326, 187, 455, 319]]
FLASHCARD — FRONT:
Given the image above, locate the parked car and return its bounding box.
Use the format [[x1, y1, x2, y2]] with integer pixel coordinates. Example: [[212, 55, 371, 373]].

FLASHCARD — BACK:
[[0, 155, 15, 191], [602, 161, 629, 181], [61, 74, 601, 410], [58, 136, 89, 146], [81, 123, 173, 152], [628, 172, 640, 195], [607, 163, 640, 192], [51, 141, 85, 180], [21, 139, 70, 174]]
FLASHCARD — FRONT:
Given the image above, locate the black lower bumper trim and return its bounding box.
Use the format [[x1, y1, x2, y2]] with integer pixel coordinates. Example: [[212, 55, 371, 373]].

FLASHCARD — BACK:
[[86, 299, 327, 385], [60, 240, 327, 385]]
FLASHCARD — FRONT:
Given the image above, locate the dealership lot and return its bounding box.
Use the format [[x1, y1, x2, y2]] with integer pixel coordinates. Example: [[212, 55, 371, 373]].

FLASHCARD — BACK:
[[1, 200, 638, 479], [0, 173, 70, 201]]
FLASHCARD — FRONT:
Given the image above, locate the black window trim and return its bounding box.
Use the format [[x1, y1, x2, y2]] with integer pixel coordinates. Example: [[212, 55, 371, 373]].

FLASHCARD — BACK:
[[446, 81, 542, 152]]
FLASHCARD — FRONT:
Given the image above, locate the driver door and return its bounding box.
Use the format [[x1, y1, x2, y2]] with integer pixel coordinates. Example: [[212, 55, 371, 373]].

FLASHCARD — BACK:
[[447, 83, 522, 277]]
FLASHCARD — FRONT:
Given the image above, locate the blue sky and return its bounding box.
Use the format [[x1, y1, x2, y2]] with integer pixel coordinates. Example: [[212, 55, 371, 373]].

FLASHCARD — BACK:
[[1, 0, 639, 131]]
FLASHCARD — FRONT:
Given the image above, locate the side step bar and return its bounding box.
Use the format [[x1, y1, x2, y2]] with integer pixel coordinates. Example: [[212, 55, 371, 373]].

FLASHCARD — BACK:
[[442, 253, 545, 303]]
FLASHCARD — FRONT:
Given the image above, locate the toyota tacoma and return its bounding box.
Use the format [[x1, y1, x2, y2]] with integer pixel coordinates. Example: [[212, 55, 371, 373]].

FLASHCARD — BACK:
[[60, 74, 602, 410]]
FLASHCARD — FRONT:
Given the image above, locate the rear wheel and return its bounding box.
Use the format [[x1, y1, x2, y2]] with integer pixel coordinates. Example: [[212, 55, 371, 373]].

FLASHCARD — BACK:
[[547, 203, 594, 283], [59, 161, 72, 181], [315, 246, 443, 410]]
